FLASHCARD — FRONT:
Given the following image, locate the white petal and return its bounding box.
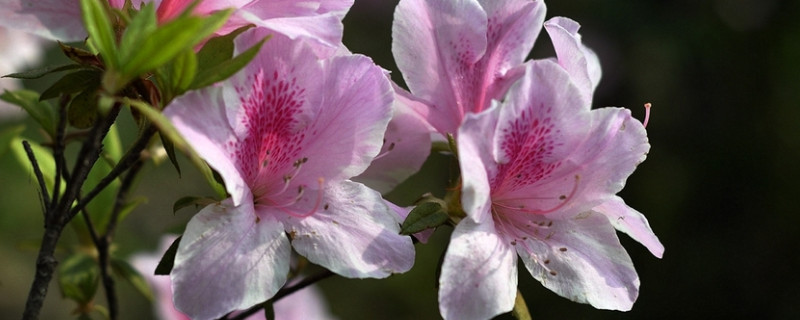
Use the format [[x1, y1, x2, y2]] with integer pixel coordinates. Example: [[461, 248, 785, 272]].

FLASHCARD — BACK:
[[171, 198, 291, 320], [439, 218, 517, 320], [282, 181, 414, 278], [594, 196, 664, 258], [515, 212, 639, 311]]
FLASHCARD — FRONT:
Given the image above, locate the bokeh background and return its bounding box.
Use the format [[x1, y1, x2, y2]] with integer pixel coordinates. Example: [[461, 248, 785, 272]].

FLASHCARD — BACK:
[[2, 0, 799, 319]]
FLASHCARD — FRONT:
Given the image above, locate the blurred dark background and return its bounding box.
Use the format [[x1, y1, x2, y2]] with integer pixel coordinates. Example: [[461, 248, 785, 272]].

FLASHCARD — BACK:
[[2, 0, 799, 319]]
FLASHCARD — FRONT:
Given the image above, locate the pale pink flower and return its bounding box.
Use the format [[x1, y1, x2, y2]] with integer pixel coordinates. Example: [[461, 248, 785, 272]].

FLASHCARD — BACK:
[[132, 236, 338, 320], [391, 0, 546, 136], [440, 60, 663, 320], [0, 0, 352, 50], [163, 29, 414, 320]]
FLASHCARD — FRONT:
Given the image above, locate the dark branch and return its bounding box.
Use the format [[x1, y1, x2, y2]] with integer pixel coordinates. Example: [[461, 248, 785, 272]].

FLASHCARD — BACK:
[[224, 269, 336, 320], [22, 140, 51, 211]]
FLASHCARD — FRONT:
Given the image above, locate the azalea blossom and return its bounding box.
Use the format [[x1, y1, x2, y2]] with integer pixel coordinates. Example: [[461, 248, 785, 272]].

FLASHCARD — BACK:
[[163, 29, 414, 320], [441, 60, 663, 320], [132, 236, 337, 320], [392, 0, 545, 136], [0, 0, 352, 50]]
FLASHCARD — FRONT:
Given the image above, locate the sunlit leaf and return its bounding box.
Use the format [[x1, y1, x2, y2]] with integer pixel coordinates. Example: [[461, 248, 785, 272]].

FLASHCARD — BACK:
[[80, 0, 118, 68], [0, 90, 56, 137]]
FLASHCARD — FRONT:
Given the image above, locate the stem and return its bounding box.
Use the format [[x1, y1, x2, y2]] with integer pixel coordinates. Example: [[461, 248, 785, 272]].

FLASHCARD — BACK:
[[22, 106, 120, 320], [22, 141, 51, 212], [98, 158, 144, 320], [223, 269, 336, 320], [51, 96, 69, 213], [21, 224, 65, 320], [68, 124, 156, 219]]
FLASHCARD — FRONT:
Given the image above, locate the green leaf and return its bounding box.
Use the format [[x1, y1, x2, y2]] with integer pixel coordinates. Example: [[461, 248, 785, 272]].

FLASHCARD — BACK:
[[58, 253, 99, 304], [110, 257, 154, 301], [168, 48, 198, 96], [123, 97, 226, 198], [190, 36, 266, 90], [400, 200, 448, 235], [118, 2, 157, 58], [40, 69, 102, 101], [68, 89, 100, 129], [2, 64, 84, 80], [119, 9, 231, 79], [154, 236, 181, 275], [10, 137, 62, 196], [103, 124, 123, 164], [0, 125, 25, 158], [173, 196, 217, 214], [160, 132, 181, 176], [195, 24, 253, 68], [0, 90, 56, 137], [80, 0, 118, 68]]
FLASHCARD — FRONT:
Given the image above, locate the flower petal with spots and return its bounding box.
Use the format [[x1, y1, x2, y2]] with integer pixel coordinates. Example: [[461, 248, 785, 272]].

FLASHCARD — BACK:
[[165, 29, 411, 319], [445, 59, 659, 317]]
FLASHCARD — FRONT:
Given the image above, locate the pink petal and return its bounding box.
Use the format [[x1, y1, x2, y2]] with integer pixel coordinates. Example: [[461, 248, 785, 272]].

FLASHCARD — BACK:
[[457, 102, 501, 224], [544, 16, 602, 105], [354, 84, 432, 194], [0, 0, 85, 41], [392, 0, 545, 135], [514, 212, 639, 311], [164, 86, 250, 206], [593, 196, 664, 258], [273, 280, 337, 320], [281, 181, 414, 278], [439, 218, 517, 320], [490, 60, 650, 218], [392, 0, 487, 134], [171, 198, 291, 320]]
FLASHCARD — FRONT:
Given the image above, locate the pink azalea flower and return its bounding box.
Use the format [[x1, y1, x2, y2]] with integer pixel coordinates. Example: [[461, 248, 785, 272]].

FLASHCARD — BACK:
[[391, 0, 546, 136], [441, 60, 663, 320], [0, 0, 352, 49], [132, 236, 338, 320], [163, 29, 414, 320]]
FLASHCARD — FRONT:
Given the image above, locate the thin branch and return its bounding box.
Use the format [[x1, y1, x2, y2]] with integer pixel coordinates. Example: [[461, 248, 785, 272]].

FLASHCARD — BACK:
[[23, 105, 120, 320], [68, 124, 156, 220], [224, 269, 336, 320], [50, 95, 70, 212], [22, 140, 51, 211]]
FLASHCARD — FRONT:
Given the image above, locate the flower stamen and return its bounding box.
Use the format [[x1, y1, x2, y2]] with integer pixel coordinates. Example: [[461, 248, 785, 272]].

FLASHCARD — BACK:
[[272, 177, 325, 218], [492, 175, 579, 215], [643, 103, 652, 128]]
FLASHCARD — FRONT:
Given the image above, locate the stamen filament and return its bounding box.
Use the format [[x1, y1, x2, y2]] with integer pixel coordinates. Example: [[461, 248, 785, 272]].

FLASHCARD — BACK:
[[643, 103, 652, 128], [273, 178, 325, 218], [493, 175, 579, 215]]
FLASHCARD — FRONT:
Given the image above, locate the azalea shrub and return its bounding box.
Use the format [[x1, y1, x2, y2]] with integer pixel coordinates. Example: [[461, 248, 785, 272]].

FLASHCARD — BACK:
[[0, 0, 662, 319]]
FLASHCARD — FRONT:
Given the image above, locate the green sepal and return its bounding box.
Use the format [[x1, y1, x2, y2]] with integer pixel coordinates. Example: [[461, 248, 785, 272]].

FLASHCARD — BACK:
[[110, 257, 155, 301], [0, 90, 57, 138], [154, 236, 181, 275], [400, 197, 449, 235], [58, 253, 99, 304]]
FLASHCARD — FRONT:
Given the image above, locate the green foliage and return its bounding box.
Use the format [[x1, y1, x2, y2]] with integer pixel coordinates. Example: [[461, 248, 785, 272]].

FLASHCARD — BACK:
[[173, 196, 217, 214], [190, 26, 267, 90], [0, 90, 57, 138], [0, 125, 24, 158], [110, 257, 154, 301], [123, 97, 226, 198], [80, 0, 118, 68], [400, 198, 448, 235], [10, 137, 62, 196], [154, 236, 181, 275], [58, 253, 99, 305], [40, 69, 102, 101], [1, 64, 85, 80]]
